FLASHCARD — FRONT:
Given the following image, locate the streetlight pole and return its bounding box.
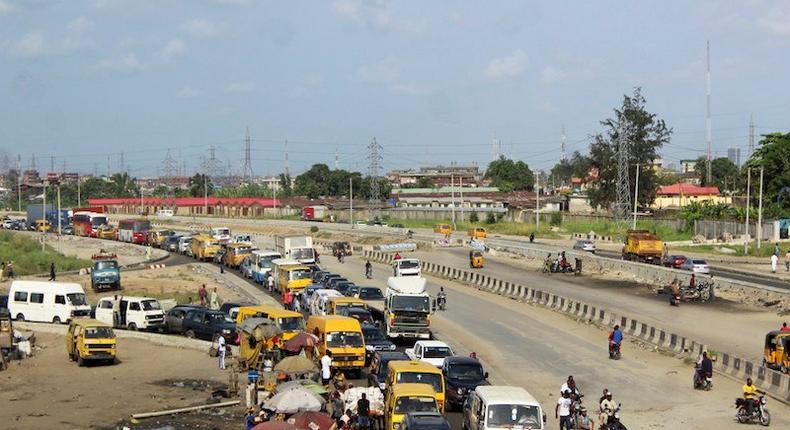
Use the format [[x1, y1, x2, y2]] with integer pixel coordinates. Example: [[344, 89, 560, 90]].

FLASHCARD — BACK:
[[757, 166, 764, 249], [744, 167, 751, 254], [450, 174, 456, 230], [204, 175, 208, 215], [536, 172, 540, 232], [632, 164, 640, 230], [349, 177, 353, 227], [77, 174, 81, 207], [140, 188, 144, 215], [459, 175, 464, 223], [42, 181, 47, 251]]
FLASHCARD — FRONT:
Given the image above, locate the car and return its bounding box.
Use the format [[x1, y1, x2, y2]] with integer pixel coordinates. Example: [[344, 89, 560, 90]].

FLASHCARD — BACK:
[[322, 274, 343, 287], [572, 240, 596, 253], [662, 254, 687, 269], [164, 234, 182, 252], [61, 225, 74, 235], [333, 281, 356, 296], [442, 356, 489, 411], [326, 277, 350, 290], [156, 209, 174, 217], [302, 284, 324, 309], [681, 258, 710, 274], [311, 270, 328, 283], [341, 307, 373, 324], [356, 286, 384, 301], [182, 308, 237, 343], [401, 412, 451, 430], [2, 219, 14, 229], [367, 351, 410, 390], [361, 323, 395, 362], [405, 340, 454, 367], [165, 304, 204, 334], [391, 223, 405, 229]]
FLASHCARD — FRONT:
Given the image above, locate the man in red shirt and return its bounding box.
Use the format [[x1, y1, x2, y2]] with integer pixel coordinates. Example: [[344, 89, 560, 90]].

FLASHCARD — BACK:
[[780, 322, 790, 332]]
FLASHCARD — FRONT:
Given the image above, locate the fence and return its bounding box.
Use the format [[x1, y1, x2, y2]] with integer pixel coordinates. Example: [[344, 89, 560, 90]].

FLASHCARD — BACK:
[[694, 219, 778, 241]]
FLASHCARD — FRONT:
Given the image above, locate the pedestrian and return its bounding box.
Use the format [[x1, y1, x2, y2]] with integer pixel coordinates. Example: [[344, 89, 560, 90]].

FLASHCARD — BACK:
[[293, 294, 302, 313], [217, 334, 226, 369], [357, 393, 370, 430], [771, 253, 779, 274], [331, 391, 344, 427], [198, 284, 208, 306], [209, 287, 220, 310], [7, 261, 14, 279], [267, 273, 274, 292], [49, 262, 56, 281], [112, 294, 121, 327], [321, 350, 333, 385], [774, 243, 781, 257], [556, 390, 572, 430], [781, 322, 790, 332], [785, 249, 790, 272], [284, 290, 294, 310], [0, 261, 5, 282]]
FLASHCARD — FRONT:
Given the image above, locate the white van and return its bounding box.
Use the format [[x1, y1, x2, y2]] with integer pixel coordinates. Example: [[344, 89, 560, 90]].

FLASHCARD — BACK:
[[156, 209, 174, 217], [178, 236, 193, 255], [95, 296, 166, 331], [309, 289, 344, 316], [393, 258, 422, 277], [463, 386, 546, 430], [8, 281, 91, 324], [211, 227, 232, 243]]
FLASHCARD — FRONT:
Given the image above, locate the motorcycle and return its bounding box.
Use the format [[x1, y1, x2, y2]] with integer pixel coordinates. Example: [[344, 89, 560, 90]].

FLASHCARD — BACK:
[[551, 259, 574, 274], [735, 396, 770, 426], [568, 393, 584, 429], [693, 365, 712, 391], [601, 404, 628, 430], [436, 294, 447, 311], [608, 342, 621, 360]]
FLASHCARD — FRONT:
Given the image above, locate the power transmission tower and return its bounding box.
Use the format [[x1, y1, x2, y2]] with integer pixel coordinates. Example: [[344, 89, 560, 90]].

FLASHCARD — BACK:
[[31, 154, 37, 172], [491, 138, 501, 161], [50, 155, 55, 173], [367, 137, 383, 207], [161, 149, 178, 209], [284, 139, 290, 178], [119, 152, 125, 174], [560, 126, 567, 162], [240, 128, 254, 183], [106, 155, 111, 177], [705, 40, 712, 184], [614, 122, 632, 221], [748, 114, 755, 157], [204, 145, 221, 177]]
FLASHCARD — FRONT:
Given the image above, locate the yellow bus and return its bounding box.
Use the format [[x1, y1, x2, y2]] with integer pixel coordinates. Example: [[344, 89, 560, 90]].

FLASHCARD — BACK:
[[327, 297, 368, 316], [387, 360, 446, 412], [191, 235, 221, 261], [223, 243, 253, 268], [385, 383, 439, 430], [235, 305, 305, 342], [307, 315, 366, 374], [273, 259, 312, 301]]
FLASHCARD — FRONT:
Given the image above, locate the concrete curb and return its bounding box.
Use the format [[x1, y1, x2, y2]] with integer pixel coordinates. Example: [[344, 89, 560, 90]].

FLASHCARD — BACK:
[[362, 249, 790, 401]]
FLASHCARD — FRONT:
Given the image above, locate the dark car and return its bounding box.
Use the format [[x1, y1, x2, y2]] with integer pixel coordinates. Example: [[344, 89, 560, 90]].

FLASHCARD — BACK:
[[361, 323, 395, 362], [182, 308, 237, 343], [663, 254, 687, 269], [322, 274, 343, 287], [334, 281, 356, 296], [219, 302, 253, 316], [165, 304, 204, 334], [401, 413, 451, 430], [343, 307, 374, 324], [442, 356, 489, 410], [367, 351, 409, 390], [164, 235, 182, 252], [357, 287, 384, 300], [311, 270, 328, 283], [326, 277, 350, 290]]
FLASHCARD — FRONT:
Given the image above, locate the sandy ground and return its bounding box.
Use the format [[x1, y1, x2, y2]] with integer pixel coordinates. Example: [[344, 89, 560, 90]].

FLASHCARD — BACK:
[[0, 332, 232, 430]]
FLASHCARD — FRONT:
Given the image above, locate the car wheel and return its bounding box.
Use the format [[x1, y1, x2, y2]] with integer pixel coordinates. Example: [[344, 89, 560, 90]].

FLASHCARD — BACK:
[[185, 330, 196, 339], [77, 356, 85, 367], [52, 316, 61, 324], [127, 322, 137, 331], [15, 313, 24, 322]]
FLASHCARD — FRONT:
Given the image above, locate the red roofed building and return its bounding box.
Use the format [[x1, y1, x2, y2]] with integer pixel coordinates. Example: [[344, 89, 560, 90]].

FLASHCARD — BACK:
[[652, 183, 731, 209], [87, 197, 282, 218]]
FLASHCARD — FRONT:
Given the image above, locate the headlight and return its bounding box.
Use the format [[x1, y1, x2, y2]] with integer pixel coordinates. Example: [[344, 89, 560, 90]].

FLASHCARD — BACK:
[[366, 345, 374, 351], [457, 388, 464, 395], [393, 424, 400, 430], [389, 344, 396, 350], [222, 329, 231, 334], [110, 344, 116, 349]]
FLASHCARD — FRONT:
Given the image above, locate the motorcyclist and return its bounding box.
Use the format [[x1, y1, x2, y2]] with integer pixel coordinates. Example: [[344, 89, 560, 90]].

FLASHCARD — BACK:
[[337, 249, 344, 263], [406, 230, 414, 239], [669, 278, 681, 306], [608, 325, 623, 355], [696, 351, 713, 387], [365, 260, 372, 278], [742, 378, 757, 417], [599, 391, 617, 429], [560, 375, 580, 398], [529, 232, 535, 243]]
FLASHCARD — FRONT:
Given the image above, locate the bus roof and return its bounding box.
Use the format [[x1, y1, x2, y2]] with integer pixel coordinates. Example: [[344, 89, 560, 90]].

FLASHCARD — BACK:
[[307, 315, 362, 331], [282, 265, 310, 272], [237, 305, 302, 318], [329, 297, 365, 305], [388, 360, 442, 374], [252, 250, 281, 257], [69, 318, 112, 328], [391, 383, 438, 397], [272, 258, 302, 266], [474, 386, 541, 406]]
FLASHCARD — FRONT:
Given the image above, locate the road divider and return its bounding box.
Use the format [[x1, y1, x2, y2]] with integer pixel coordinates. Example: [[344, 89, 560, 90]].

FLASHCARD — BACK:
[[362, 249, 790, 402]]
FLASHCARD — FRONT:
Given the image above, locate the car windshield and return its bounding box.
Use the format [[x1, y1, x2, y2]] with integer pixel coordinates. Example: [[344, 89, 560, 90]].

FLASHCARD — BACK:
[[260, 256, 280, 268], [326, 331, 364, 347], [391, 296, 430, 313], [291, 269, 312, 280], [486, 405, 542, 429], [278, 317, 304, 331], [215, 229, 230, 236], [141, 300, 161, 311], [396, 372, 443, 393], [91, 216, 108, 227], [292, 248, 315, 261], [693, 260, 707, 265], [84, 326, 115, 339], [398, 260, 420, 269], [423, 346, 452, 358], [96, 260, 118, 270], [359, 288, 384, 300], [394, 396, 438, 414], [363, 327, 386, 341], [67, 293, 88, 306], [448, 363, 484, 380]]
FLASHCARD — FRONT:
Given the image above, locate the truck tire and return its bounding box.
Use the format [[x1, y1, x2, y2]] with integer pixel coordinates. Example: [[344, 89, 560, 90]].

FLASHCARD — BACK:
[[15, 313, 24, 322], [78, 356, 85, 367], [185, 330, 196, 339], [52, 316, 61, 324], [127, 322, 137, 331]]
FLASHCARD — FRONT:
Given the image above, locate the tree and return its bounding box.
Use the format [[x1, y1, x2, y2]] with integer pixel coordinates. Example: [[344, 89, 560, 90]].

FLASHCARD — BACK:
[[693, 156, 740, 191], [484, 156, 534, 191], [278, 173, 293, 196], [108, 173, 138, 197], [469, 211, 479, 223], [189, 174, 213, 197], [415, 176, 435, 188], [549, 151, 593, 185], [744, 132, 790, 217], [587, 87, 671, 210]]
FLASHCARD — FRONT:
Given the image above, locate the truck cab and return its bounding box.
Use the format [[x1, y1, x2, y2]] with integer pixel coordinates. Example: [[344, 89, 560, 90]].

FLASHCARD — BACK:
[[95, 296, 166, 331], [91, 254, 121, 292], [211, 227, 232, 243], [393, 258, 422, 277], [384, 277, 432, 339]]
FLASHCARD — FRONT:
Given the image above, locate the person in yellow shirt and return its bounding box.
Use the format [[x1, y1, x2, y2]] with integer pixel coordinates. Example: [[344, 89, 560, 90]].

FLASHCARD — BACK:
[[742, 378, 757, 416]]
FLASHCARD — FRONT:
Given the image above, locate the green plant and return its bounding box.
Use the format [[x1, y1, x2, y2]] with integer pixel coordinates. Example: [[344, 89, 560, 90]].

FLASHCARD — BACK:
[[309, 226, 319, 233], [550, 212, 563, 226], [469, 212, 479, 223], [485, 213, 497, 224]]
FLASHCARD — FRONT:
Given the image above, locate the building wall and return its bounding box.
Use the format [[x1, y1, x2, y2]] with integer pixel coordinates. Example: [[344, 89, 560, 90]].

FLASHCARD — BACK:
[[652, 194, 732, 209]]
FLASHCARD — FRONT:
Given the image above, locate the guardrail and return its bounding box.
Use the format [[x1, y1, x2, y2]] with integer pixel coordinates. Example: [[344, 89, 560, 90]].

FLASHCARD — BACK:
[[363, 249, 790, 402]]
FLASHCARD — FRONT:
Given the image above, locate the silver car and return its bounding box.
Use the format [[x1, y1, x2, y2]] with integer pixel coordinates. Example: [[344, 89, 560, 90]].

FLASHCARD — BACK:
[[572, 240, 596, 253], [681, 258, 710, 274]]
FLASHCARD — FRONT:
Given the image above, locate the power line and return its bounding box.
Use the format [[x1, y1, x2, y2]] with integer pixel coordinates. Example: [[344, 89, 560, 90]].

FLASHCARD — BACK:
[[367, 137, 383, 205]]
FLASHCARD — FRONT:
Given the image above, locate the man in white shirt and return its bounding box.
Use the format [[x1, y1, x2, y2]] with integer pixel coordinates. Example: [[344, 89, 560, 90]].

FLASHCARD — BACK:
[[771, 253, 779, 273], [217, 335, 226, 370], [555, 390, 572, 430], [321, 350, 333, 385]]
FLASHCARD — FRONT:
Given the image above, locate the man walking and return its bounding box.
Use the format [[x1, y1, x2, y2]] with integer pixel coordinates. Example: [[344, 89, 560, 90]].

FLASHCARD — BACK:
[[321, 350, 333, 385], [785, 249, 790, 272], [357, 393, 371, 430], [49, 262, 56, 281], [209, 287, 220, 310], [267, 273, 274, 292], [771, 253, 779, 274], [556, 390, 572, 430], [199, 284, 208, 306], [217, 334, 226, 370]]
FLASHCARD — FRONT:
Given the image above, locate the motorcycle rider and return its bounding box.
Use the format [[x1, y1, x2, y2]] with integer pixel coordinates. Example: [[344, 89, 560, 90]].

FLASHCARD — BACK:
[[669, 278, 681, 306], [599, 391, 617, 429], [437, 287, 447, 310], [608, 325, 623, 356], [560, 375, 580, 398], [365, 260, 373, 278], [696, 351, 713, 388], [741, 378, 757, 417], [576, 407, 593, 430]]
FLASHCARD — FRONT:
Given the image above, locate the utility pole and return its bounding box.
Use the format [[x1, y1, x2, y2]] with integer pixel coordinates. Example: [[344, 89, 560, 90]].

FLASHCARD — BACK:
[[536, 171, 540, 232], [50, 155, 55, 174], [744, 167, 751, 254], [349, 177, 353, 227], [705, 40, 712, 185], [748, 114, 755, 157], [107, 155, 111, 178], [335, 147, 339, 169], [367, 137, 383, 215], [42, 181, 47, 251], [77, 174, 81, 207], [560, 125, 567, 162], [757, 166, 764, 249], [57, 182, 61, 235], [459, 175, 464, 222], [284, 139, 290, 179], [632, 164, 640, 229], [450, 174, 456, 230], [120, 152, 125, 174], [140, 187, 144, 215], [16, 154, 21, 212]]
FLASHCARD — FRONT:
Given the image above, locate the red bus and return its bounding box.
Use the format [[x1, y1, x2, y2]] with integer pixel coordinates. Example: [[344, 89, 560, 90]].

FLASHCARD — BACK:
[[118, 219, 151, 244], [72, 212, 109, 238]]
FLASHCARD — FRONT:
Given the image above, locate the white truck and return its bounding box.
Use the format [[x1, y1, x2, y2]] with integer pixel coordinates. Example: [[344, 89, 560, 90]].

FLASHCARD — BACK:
[[274, 235, 316, 265], [404, 340, 454, 367], [94, 296, 166, 331], [374, 276, 432, 340], [211, 227, 232, 243], [392, 258, 421, 277]]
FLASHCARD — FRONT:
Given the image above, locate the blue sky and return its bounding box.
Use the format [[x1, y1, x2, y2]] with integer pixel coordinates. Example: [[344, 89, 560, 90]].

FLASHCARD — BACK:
[[1, 0, 788, 178]]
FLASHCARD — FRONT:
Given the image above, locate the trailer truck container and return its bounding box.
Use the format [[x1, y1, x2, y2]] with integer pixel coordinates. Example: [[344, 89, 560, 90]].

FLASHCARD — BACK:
[[274, 235, 316, 265]]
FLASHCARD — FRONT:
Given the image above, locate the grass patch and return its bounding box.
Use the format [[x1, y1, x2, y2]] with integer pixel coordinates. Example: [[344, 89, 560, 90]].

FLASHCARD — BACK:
[[559, 219, 693, 241], [0, 231, 92, 276], [673, 241, 785, 258]]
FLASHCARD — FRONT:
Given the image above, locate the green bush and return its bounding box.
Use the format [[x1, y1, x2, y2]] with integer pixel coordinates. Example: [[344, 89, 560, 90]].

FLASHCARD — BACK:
[[469, 212, 479, 223], [485, 213, 497, 224], [550, 212, 563, 226], [309, 226, 319, 233]]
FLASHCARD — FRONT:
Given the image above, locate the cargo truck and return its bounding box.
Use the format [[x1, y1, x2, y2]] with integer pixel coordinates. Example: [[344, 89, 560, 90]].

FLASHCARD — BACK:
[[368, 276, 432, 340], [621, 229, 663, 264], [301, 205, 328, 222], [274, 235, 316, 265], [26, 204, 70, 232]]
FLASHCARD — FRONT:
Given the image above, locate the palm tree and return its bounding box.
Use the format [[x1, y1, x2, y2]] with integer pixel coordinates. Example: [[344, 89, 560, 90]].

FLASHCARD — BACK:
[[189, 174, 213, 197], [110, 173, 138, 197]]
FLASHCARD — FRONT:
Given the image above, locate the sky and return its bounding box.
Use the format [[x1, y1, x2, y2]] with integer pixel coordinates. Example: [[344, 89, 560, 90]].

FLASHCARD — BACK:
[[0, 0, 789, 178]]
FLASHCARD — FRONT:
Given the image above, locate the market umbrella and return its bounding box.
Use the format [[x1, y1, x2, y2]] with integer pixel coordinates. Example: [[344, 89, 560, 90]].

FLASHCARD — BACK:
[[252, 421, 298, 430], [277, 383, 327, 402], [289, 411, 335, 430], [240, 317, 284, 341], [283, 332, 319, 353], [274, 355, 318, 374], [264, 387, 324, 413]]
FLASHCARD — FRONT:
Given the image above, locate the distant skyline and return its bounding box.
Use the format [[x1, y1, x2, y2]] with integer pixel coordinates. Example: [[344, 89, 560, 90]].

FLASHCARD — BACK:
[[1, 0, 788, 177]]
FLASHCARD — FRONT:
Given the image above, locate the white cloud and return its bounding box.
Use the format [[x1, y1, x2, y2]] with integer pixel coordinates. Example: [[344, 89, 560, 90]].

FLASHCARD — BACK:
[[214, 0, 252, 5], [356, 57, 399, 83], [177, 87, 203, 98], [390, 83, 430, 96], [7, 31, 50, 57], [94, 53, 145, 71], [484, 49, 528, 79], [333, 0, 424, 34], [5, 17, 95, 58], [67, 16, 95, 33], [757, 7, 790, 36], [0, 0, 15, 15], [225, 81, 256, 93], [540, 66, 567, 84], [159, 39, 186, 60], [181, 18, 227, 39]]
